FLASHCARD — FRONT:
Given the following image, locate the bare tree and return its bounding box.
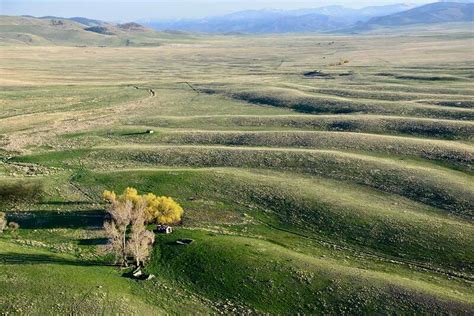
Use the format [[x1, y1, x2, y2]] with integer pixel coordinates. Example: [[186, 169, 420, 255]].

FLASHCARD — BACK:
[[104, 197, 156, 268], [0, 212, 6, 233], [127, 200, 155, 268], [104, 200, 133, 267]]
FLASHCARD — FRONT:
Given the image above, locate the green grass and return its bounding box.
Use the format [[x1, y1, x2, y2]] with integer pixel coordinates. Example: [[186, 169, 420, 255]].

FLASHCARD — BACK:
[[0, 240, 213, 314], [5, 166, 469, 313], [150, 229, 473, 314]]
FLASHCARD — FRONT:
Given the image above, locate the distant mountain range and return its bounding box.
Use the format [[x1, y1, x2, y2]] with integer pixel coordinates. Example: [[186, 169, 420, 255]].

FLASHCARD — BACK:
[[142, 2, 474, 34], [354, 2, 474, 31], [1, 1, 472, 42]]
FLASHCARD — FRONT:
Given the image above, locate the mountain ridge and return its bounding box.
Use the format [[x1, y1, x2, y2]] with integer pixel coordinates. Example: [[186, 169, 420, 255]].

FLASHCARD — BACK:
[[141, 2, 473, 34], [351, 2, 474, 31], [141, 3, 418, 33], [2, 2, 473, 38]]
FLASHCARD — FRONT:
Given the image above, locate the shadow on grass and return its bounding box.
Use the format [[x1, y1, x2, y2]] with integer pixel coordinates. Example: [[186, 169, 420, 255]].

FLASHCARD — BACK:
[[121, 132, 148, 136], [0, 252, 112, 267], [5, 210, 108, 229], [78, 238, 108, 246]]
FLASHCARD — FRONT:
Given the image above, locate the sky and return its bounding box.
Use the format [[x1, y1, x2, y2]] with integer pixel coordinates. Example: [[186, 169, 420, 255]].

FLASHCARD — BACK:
[[1, 0, 435, 21]]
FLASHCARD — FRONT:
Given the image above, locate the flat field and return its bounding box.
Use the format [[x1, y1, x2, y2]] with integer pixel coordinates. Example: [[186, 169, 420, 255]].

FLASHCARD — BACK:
[[0, 28, 473, 314]]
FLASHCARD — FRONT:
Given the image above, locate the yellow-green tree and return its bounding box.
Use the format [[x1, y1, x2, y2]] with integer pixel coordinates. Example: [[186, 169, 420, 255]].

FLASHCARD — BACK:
[[103, 188, 184, 225], [144, 194, 184, 225]]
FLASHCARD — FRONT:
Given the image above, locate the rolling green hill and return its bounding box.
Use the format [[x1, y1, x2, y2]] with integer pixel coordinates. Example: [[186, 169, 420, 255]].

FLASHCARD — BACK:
[[0, 21, 473, 314]]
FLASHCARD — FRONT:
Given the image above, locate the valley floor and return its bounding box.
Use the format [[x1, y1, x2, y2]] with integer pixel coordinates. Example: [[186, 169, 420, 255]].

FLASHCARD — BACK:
[[0, 29, 473, 314]]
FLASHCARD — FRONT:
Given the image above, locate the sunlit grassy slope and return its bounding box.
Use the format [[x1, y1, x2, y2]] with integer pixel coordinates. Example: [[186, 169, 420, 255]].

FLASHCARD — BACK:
[[0, 15, 196, 46], [0, 24, 473, 314]]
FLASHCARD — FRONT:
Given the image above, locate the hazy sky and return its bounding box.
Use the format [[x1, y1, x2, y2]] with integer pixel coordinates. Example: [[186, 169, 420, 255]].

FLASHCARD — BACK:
[[1, 0, 435, 21]]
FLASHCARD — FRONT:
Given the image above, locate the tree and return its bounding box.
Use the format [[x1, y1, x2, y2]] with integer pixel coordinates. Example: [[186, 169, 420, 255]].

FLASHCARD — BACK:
[[104, 188, 184, 225], [127, 200, 155, 267], [144, 194, 184, 225], [103, 188, 173, 268], [0, 212, 6, 233], [103, 199, 133, 267]]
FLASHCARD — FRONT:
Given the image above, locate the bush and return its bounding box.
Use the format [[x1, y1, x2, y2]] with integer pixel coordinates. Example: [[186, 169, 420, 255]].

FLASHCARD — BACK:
[[8, 222, 19, 231], [0, 181, 43, 204]]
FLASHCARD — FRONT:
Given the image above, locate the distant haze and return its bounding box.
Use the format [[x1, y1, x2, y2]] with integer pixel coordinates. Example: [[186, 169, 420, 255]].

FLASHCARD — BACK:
[[1, 0, 436, 21]]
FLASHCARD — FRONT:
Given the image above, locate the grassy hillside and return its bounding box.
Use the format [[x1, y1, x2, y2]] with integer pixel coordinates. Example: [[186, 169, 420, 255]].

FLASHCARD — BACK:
[[365, 2, 474, 27], [0, 15, 196, 46], [0, 24, 473, 314]]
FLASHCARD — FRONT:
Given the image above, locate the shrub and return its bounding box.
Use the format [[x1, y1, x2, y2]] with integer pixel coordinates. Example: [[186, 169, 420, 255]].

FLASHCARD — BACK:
[[8, 222, 19, 230], [0, 181, 43, 204], [7, 221, 20, 238]]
